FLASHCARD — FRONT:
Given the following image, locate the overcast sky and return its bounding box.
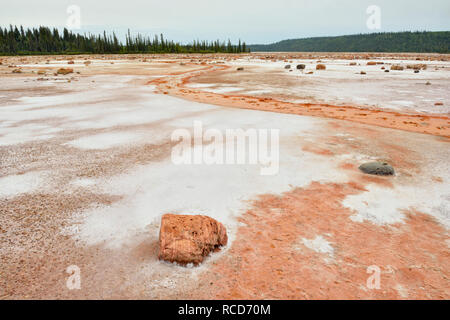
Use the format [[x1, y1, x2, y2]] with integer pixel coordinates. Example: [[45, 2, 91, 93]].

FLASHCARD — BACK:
[[1, 0, 449, 44]]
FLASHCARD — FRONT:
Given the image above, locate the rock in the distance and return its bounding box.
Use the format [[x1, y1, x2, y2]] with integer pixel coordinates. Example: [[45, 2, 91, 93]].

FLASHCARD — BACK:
[[316, 64, 326, 70], [359, 161, 395, 176], [158, 214, 228, 265]]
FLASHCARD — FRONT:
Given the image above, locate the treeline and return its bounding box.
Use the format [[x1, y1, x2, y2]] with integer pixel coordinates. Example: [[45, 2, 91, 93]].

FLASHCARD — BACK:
[[249, 31, 450, 53], [0, 25, 250, 55]]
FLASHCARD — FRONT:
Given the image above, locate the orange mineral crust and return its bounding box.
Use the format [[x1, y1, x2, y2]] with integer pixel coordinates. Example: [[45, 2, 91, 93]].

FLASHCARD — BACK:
[[198, 181, 449, 300], [1, 53, 448, 300], [148, 62, 450, 138]]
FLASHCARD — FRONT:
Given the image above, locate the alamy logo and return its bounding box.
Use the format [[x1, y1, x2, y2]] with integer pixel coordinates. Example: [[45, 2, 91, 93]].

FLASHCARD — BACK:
[[66, 5, 81, 30], [66, 265, 81, 290], [366, 265, 381, 289], [366, 5, 381, 30], [171, 121, 280, 175]]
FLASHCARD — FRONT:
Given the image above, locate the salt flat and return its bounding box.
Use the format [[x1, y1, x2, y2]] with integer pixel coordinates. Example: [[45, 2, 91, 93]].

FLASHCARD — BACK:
[[193, 56, 450, 114], [0, 54, 449, 299]]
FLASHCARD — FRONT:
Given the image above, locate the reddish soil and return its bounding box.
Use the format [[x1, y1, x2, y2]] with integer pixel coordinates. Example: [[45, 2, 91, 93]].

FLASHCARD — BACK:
[[148, 63, 450, 138], [198, 181, 449, 299], [1, 54, 448, 300]]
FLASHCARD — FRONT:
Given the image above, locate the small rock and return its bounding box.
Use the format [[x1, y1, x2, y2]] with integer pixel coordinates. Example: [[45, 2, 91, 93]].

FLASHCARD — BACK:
[[296, 64, 306, 70], [359, 162, 395, 176], [384, 70, 390, 72], [316, 64, 326, 70], [414, 70, 419, 73], [360, 71, 366, 75], [284, 64, 291, 69], [158, 214, 228, 265], [426, 81, 431, 85], [57, 68, 73, 75], [391, 65, 404, 71], [435, 102, 444, 106], [236, 67, 244, 71]]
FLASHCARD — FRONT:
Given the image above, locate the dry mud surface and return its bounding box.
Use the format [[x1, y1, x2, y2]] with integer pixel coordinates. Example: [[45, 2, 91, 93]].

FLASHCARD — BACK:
[[0, 53, 449, 299]]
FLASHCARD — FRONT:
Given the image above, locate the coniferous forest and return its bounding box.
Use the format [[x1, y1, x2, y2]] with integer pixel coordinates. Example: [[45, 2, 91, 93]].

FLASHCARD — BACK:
[[250, 31, 450, 53], [0, 25, 250, 55]]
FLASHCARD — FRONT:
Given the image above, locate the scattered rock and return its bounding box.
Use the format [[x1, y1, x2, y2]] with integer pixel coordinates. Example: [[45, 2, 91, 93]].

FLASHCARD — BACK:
[[414, 70, 420, 73], [359, 162, 395, 176], [296, 64, 306, 70], [57, 68, 73, 75], [284, 64, 291, 69], [367, 61, 377, 65], [391, 65, 404, 71], [385, 70, 390, 72], [349, 62, 357, 66], [316, 64, 326, 70], [360, 71, 366, 75], [236, 67, 244, 71], [426, 81, 431, 85], [68, 60, 75, 65], [407, 64, 427, 70], [158, 214, 228, 265], [435, 102, 444, 106], [12, 68, 22, 73], [306, 71, 314, 74]]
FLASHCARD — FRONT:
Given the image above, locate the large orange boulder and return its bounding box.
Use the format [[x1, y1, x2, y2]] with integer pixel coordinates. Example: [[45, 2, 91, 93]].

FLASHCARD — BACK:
[[158, 214, 228, 265]]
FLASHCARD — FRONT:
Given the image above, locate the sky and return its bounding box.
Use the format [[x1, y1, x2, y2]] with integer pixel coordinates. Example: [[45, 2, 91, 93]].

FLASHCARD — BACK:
[[1, 0, 449, 44]]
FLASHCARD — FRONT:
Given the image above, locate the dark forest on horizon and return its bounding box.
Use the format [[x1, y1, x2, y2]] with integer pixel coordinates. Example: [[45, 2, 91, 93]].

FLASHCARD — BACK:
[[249, 31, 450, 53], [0, 25, 250, 55], [2, 26, 448, 56]]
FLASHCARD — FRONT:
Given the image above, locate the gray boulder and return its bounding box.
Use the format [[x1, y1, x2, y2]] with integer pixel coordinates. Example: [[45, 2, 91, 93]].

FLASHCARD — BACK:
[[359, 162, 395, 176]]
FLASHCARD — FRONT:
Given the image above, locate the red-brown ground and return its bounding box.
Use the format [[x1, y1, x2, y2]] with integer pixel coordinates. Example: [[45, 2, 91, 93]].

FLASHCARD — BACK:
[[1, 54, 448, 300]]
